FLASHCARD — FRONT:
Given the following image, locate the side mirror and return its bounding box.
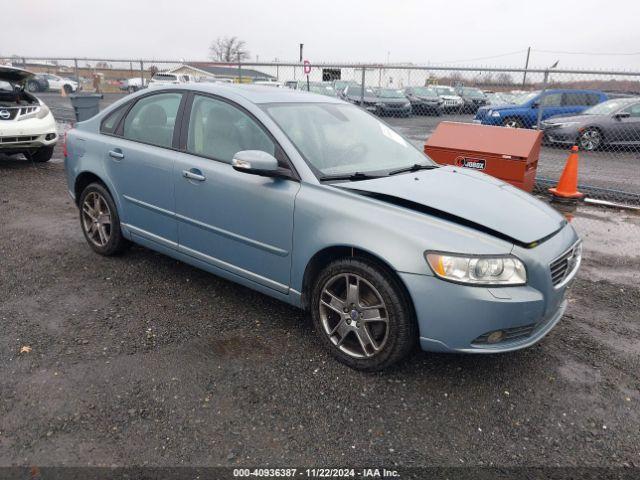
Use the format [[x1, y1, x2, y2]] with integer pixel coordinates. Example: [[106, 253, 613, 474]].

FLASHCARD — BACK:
[[531, 102, 539, 109], [614, 111, 631, 120], [232, 150, 280, 177]]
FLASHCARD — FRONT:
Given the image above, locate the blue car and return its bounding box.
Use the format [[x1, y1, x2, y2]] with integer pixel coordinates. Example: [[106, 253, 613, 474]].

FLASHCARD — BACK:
[[474, 89, 607, 128], [64, 84, 581, 371]]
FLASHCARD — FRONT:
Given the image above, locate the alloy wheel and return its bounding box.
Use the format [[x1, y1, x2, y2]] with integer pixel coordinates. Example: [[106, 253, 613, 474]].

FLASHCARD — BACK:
[[319, 273, 389, 359], [579, 129, 601, 151], [81, 191, 112, 247]]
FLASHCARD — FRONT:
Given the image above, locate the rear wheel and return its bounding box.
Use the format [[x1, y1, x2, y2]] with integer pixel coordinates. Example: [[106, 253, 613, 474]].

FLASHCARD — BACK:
[[26, 80, 40, 92], [79, 183, 129, 256], [310, 257, 417, 371], [31, 145, 54, 163], [502, 117, 523, 128], [578, 128, 602, 151]]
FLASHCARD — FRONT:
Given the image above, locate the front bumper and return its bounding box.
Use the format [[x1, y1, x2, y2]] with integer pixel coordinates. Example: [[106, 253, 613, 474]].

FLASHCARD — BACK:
[[376, 105, 412, 116], [541, 126, 580, 144], [400, 224, 580, 353], [0, 113, 57, 151]]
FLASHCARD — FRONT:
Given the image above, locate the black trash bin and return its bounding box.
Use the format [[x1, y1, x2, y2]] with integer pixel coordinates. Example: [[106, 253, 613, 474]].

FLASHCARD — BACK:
[[68, 93, 103, 122]]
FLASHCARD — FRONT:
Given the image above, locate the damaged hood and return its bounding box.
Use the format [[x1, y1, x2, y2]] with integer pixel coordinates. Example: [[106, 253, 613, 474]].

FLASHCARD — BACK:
[[0, 66, 34, 85], [338, 166, 565, 245]]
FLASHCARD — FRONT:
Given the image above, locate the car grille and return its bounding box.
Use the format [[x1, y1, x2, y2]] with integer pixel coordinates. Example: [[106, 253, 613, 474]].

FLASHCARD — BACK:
[[0, 106, 39, 121], [0, 135, 38, 144], [550, 242, 582, 287], [472, 323, 537, 345]]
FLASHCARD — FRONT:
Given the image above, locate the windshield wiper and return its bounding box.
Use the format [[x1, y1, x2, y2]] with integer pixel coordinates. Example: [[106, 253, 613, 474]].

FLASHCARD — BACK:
[[388, 163, 439, 175], [319, 171, 385, 182]]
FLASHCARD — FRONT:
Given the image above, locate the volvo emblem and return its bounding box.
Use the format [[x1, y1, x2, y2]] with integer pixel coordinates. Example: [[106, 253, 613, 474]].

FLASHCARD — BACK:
[[0, 110, 10, 120]]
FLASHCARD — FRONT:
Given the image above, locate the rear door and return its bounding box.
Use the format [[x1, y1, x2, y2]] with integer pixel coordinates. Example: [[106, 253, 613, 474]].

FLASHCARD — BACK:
[[102, 91, 184, 248], [172, 93, 300, 292]]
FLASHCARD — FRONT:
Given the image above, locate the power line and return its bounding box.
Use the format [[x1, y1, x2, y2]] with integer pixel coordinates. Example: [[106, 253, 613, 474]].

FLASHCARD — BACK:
[[533, 49, 640, 56]]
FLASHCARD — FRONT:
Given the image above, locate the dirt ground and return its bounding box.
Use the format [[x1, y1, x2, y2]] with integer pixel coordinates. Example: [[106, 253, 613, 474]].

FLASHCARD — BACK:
[[0, 149, 639, 468]]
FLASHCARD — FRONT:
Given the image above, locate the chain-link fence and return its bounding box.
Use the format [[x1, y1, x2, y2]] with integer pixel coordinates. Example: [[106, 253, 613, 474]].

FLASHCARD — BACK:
[[2, 56, 640, 205]]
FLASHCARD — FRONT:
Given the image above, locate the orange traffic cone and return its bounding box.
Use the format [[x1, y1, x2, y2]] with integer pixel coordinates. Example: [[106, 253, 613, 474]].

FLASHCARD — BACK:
[[549, 146, 584, 200]]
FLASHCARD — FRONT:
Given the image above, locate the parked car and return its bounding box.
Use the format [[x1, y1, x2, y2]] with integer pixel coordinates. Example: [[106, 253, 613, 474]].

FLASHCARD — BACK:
[[149, 73, 195, 87], [455, 86, 489, 113], [0, 66, 58, 162], [253, 80, 285, 88], [119, 77, 147, 93], [403, 86, 443, 115], [474, 89, 607, 128], [431, 85, 464, 113], [25, 74, 50, 93], [541, 97, 640, 151], [372, 88, 412, 117], [64, 84, 581, 371], [39, 73, 79, 94], [343, 84, 380, 112], [332, 80, 359, 98]]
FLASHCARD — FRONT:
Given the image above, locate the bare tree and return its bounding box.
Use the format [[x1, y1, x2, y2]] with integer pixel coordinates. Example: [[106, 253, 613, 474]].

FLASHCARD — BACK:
[[209, 37, 250, 62], [496, 73, 513, 86]]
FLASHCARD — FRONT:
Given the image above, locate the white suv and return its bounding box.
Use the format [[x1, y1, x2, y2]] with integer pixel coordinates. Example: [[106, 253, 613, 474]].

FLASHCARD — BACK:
[[0, 66, 57, 162]]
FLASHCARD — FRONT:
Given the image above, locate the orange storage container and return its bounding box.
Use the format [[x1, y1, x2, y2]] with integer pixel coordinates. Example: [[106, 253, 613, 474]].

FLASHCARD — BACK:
[[424, 122, 542, 192]]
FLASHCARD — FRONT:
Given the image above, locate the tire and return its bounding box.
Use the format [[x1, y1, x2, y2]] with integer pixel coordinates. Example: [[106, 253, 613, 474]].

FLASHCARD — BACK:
[[31, 145, 54, 163], [502, 117, 523, 128], [26, 80, 40, 93], [63, 84, 73, 94], [78, 183, 129, 256], [310, 257, 417, 371], [578, 127, 602, 151]]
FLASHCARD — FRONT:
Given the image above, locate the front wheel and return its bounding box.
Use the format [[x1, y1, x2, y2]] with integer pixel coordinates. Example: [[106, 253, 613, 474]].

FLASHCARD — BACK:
[[31, 145, 54, 163], [311, 257, 417, 371], [79, 183, 129, 256], [578, 128, 602, 151]]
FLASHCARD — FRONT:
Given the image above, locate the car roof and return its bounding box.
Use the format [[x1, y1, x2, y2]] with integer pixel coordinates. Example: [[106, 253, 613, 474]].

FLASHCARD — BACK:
[[173, 82, 344, 104]]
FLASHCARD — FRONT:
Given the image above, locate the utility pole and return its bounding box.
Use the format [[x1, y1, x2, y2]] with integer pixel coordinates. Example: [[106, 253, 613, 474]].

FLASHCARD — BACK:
[[522, 46, 531, 88], [299, 44, 304, 62]]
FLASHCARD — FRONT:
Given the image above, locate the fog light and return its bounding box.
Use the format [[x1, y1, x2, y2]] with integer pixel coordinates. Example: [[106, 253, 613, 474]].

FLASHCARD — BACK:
[[45, 133, 57, 141], [487, 330, 505, 344]]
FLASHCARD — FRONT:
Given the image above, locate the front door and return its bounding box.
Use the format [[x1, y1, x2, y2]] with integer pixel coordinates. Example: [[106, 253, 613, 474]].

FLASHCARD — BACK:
[[173, 94, 299, 293]]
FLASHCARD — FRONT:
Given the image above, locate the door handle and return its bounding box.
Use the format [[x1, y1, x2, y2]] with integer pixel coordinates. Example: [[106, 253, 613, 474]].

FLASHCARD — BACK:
[[182, 169, 206, 182], [108, 149, 125, 160]]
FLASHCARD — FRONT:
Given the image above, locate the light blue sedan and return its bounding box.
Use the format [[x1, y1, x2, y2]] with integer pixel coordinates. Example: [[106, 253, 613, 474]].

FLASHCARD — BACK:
[[64, 84, 581, 371]]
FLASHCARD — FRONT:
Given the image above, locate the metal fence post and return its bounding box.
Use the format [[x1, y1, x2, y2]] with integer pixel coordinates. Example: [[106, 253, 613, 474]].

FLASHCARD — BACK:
[[140, 60, 144, 87], [238, 59, 243, 83], [536, 69, 549, 130], [360, 67, 365, 105], [74, 58, 80, 91]]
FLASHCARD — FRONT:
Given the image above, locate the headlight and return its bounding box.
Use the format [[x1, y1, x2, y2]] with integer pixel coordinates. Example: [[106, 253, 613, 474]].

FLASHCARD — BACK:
[[36, 104, 50, 119], [490, 110, 501, 117], [425, 252, 527, 286]]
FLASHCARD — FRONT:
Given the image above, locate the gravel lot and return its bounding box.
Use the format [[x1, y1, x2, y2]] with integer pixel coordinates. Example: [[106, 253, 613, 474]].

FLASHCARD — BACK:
[[40, 92, 640, 195], [1, 146, 639, 468]]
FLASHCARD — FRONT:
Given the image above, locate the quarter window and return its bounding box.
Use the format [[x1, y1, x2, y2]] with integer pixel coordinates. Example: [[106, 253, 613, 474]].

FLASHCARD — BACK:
[[122, 93, 182, 148], [186, 95, 275, 163], [100, 103, 129, 134]]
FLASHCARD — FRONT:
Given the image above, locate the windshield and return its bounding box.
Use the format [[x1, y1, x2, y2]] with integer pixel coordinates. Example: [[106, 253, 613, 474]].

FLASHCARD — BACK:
[[411, 87, 437, 97], [264, 103, 435, 177], [514, 91, 539, 105], [377, 89, 405, 98], [461, 87, 485, 98], [346, 86, 376, 97], [434, 86, 456, 96], [308, 85, 338, 97], [583, 98, 636, 115]]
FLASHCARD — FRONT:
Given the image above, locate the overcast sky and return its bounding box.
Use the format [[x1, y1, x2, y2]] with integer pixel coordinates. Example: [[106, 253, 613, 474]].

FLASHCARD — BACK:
[[3, 0, 640, 70]]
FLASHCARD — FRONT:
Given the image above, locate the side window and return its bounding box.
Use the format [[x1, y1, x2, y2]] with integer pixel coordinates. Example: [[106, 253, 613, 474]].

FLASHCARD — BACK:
[[540, 93, 563, 107], [586, 93, 602, 106], [624, 103, 640, 117], [100, 103, 129, 134], [186, 95, 276, 163], [563, 93, 588, 106], [122, 93, 182, 148]]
